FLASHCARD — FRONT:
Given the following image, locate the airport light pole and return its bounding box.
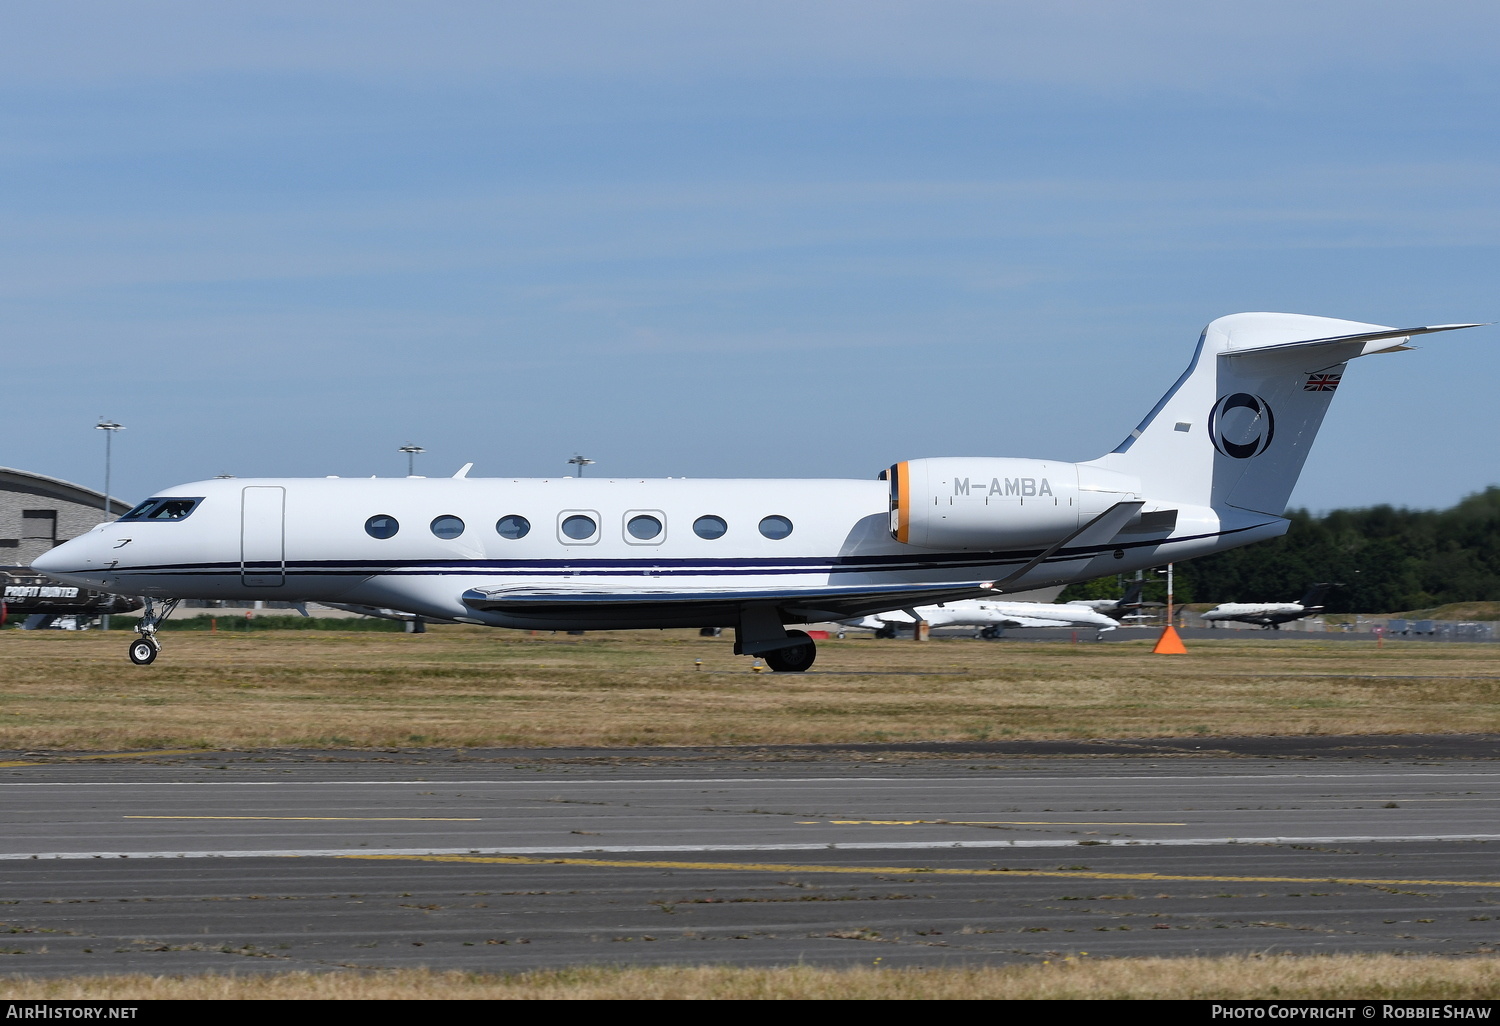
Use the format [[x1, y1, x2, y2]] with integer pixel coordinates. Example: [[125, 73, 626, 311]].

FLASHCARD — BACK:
[[567, 454, 595, 477], [93, 419, 123, 633], [95, 419, 123, 518], [398, 444, 426, 477]]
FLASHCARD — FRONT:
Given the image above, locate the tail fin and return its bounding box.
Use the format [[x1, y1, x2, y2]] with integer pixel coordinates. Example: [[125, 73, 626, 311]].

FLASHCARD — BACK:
[[1085, 314, 1480, 515], [1119, 579, 1145, 609], [1299, 582, 1335, 609]]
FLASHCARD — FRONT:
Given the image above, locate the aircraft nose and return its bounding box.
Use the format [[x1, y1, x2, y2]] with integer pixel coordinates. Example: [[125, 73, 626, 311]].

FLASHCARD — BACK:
[[30, 545, 66, 575], [31, 534, 96, 582]]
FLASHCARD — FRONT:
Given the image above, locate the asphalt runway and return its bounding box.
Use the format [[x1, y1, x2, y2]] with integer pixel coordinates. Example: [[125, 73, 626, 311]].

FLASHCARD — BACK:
[[1, 739, 1498, 976]]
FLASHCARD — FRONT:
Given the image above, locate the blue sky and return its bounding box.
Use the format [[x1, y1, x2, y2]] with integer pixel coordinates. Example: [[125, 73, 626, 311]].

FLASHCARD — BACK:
[[3, 1, 1496, 511]]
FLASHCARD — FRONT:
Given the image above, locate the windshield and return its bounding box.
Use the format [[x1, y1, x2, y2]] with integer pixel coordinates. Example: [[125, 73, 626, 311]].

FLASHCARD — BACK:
[[118, 498, 202, 522]]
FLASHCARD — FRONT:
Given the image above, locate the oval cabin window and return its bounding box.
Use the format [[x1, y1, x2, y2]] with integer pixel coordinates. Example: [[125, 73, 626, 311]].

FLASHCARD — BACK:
[[561, 515, 597, 540], [627, 515, 663, 540], [758, 515, 793, 540], [693, 515, 728, 540], [431, 515, 465, 539], [496, 515, 530, 539], [365, 515, 399, 539]]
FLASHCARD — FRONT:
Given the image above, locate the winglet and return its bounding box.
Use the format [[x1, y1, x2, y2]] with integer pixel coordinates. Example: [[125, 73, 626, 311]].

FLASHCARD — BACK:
[[453, 463, 474, 479]]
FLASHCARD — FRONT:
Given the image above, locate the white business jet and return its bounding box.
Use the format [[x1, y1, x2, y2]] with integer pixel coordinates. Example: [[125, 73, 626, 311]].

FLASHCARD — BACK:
[[842, 598, 1119, 638], [1200, 583, 1336, 629], [1065, 579, 1147, 620], [33, 313, 1480, 671]]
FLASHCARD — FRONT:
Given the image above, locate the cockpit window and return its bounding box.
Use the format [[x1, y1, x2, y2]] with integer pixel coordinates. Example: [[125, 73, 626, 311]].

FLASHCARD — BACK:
[[119, 498, 201, 522], [119, 500, 159, 520]]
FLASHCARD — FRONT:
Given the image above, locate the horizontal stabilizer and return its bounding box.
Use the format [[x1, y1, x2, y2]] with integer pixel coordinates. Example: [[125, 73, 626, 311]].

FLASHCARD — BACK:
[[1222, 322, 1483, 358]]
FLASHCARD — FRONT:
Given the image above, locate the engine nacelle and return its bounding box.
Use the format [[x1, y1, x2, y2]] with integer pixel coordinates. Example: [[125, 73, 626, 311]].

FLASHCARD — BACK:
[[888, 458, 1140, 550]]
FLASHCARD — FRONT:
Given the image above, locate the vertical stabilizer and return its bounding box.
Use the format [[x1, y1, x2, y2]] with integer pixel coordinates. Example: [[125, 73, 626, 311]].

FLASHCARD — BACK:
[[1085, 314, 1478, 515], [1298, 582, 1334, 609]]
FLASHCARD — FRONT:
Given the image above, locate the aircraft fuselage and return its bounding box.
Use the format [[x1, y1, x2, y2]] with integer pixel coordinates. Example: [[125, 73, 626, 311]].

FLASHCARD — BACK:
[[41, 475, 1255, 631]]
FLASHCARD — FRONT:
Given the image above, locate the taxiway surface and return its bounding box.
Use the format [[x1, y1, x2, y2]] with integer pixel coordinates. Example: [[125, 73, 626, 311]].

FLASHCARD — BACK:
[[1, 738, 1497, 975]]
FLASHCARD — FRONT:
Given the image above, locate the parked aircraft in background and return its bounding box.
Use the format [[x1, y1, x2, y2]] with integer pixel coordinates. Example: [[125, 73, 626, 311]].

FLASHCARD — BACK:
[[841, 598, 1119, 638], [1065, 580, 1147, 620], [32, 313, 1479, 671], [1, 566, 141, 629], [1200, 583, 1337, 629]]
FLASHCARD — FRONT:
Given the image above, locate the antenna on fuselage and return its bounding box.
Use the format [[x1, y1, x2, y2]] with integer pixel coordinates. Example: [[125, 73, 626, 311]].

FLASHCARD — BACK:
[[568, 454, 595, 477]]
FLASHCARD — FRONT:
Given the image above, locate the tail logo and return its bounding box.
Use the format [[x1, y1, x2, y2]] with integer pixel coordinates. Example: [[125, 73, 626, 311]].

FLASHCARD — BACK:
[[1208, 392, 1275, 459]]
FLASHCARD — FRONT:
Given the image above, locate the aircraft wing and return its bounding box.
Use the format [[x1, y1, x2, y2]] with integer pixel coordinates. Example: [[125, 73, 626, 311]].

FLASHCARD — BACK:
[[462, 580, 1002, 623], [988, 614, 1089, 628]]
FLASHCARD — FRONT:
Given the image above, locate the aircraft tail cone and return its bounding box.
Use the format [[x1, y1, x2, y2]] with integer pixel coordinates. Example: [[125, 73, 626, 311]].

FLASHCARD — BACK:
[[1152, 626, 1188, 655]]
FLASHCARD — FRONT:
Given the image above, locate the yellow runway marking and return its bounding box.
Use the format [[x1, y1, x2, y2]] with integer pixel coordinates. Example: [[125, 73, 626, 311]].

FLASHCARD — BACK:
[[125, 816, 482, 822], [819, 819, 1188, 827], [0, 749, 203, 767], [342, 853, 1500, 890]]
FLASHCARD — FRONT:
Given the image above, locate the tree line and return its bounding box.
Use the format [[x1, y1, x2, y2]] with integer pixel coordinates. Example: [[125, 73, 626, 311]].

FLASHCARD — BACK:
[[1060, 486, 1500, 613]]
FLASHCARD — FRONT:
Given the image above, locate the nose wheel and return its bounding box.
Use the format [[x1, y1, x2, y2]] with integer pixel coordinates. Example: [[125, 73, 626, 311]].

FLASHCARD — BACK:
[[127, 597, 180, 666], [129, 637, 160, 665]]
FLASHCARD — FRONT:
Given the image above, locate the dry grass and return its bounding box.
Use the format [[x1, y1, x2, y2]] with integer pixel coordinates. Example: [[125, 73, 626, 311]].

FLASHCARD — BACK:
[[3, 956, 1498, 999], [1, 627, 1497, 750]]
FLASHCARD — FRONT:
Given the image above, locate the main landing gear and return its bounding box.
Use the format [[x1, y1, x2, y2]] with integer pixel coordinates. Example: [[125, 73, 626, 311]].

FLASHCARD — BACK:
[[762, 630, 817, 673], [734, 607, 819, 673], [128, 597, 180, 665]]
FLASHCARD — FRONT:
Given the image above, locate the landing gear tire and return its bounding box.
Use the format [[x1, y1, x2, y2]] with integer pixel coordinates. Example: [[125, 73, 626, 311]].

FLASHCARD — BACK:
[[980, 626, 1000, 640], [129, 637, 160, 665], [874, 625, 897, 640], [764, 630, 817, 673]]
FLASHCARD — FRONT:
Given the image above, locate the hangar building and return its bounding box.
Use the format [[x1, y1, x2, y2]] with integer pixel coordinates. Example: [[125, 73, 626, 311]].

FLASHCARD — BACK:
[[0, 467, 129, 568]]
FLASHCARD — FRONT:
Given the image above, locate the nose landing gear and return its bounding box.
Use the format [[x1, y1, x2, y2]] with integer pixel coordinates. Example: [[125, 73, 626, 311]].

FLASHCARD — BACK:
[[128, 597, 180, 666], [129, 637, 159, 665]]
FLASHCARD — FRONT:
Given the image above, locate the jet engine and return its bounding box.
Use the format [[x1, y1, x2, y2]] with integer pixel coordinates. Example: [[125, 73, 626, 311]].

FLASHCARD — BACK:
[[887, 458, 1140, 550]]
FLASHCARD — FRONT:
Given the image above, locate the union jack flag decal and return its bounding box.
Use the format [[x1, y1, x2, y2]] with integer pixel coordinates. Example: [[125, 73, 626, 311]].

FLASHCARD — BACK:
[[1304, 373, 1341, 392]]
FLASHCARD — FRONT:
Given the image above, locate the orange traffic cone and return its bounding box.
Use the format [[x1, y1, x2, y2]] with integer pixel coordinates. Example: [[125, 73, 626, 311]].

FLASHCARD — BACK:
[[1153, 625, 1188, 654]]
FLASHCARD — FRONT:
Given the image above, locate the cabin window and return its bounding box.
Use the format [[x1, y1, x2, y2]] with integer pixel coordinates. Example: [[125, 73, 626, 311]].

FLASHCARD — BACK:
[[365, 515, 399, 539], [496, 515, 530, 539], [626, 514, 663, 542], [759, 515, 793, 540], [560, 514, 597, 541], [693, 515, 728, 540], [430, 515, 465, 540]]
